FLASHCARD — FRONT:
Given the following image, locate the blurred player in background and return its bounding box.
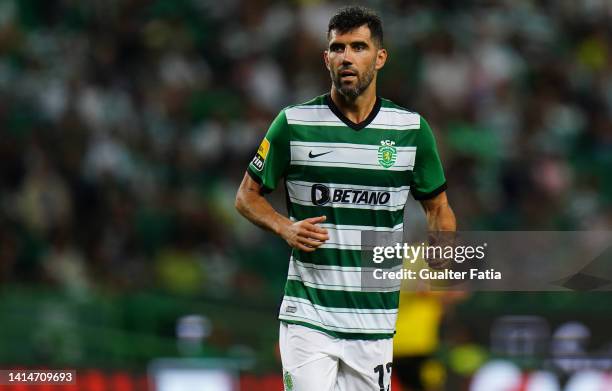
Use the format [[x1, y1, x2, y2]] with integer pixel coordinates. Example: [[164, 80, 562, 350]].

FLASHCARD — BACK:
[[236, 6, 455, 390], [394, 291, 468, 391]]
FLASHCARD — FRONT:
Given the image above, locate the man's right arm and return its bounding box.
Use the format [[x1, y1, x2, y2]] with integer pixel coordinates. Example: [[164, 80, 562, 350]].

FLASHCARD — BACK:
[[235, 172, 329, 252]]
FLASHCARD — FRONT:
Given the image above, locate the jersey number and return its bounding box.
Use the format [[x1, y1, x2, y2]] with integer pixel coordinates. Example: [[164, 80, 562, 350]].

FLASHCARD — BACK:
[[374, 362, 392, 391]]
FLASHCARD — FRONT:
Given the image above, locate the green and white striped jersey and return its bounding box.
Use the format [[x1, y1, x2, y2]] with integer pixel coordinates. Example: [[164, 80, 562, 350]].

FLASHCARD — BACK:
[[247, 94, 447, 340]]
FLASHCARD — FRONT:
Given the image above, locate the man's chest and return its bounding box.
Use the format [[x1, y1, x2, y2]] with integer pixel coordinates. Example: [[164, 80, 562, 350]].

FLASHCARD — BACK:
[[284, 129, 418, 209]]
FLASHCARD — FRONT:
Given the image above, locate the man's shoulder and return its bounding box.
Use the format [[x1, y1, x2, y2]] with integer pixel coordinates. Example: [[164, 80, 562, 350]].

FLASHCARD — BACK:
[[377, 97, 424, 130], [277, 94, 329, 126], [283, 94, 328, 112], [379, 97, 420, 116]]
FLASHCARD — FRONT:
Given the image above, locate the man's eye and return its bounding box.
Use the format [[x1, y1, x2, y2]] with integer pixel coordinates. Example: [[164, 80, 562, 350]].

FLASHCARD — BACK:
[[331, 45, 344, 52]]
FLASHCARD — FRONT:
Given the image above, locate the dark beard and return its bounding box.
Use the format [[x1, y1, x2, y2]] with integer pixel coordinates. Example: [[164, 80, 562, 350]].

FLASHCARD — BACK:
[[331, 62, 376, 100]]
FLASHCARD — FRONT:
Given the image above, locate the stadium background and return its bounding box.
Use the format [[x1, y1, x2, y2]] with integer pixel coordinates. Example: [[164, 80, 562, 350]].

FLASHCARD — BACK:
[[0, 0, 611, 389]]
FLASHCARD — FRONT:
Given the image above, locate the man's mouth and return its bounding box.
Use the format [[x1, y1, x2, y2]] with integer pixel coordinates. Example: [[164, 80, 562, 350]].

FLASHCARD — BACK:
[[339, 70, 357, 79]]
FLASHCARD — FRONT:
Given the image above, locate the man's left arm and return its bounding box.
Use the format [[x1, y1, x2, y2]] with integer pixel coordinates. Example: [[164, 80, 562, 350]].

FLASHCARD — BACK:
[[420, 191, 456, 232], [410, 115, 456, 269], [420, 191, 456, 269], [411, 116, 455, 232]]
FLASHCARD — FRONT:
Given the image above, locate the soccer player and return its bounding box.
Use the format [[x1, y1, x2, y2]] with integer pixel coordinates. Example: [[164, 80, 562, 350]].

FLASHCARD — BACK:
[[235, 6, 456, 391]]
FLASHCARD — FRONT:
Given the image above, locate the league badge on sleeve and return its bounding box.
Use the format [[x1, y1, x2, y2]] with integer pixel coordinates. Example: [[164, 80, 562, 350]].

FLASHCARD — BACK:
[[251, 138, 270, 171]]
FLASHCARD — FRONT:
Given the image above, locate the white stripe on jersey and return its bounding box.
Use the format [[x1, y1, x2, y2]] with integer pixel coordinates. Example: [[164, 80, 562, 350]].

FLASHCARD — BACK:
[[371, 109, 420, 130], [285, 105, 421, 130], [290, 141, 416, 172], [286, 218, 404, 250], [286, 180, 410, 212], [317, 222, 404, 232], [318, 224, 402, 251], [287, 258, 402, 292], [286, 105, 342, 127]]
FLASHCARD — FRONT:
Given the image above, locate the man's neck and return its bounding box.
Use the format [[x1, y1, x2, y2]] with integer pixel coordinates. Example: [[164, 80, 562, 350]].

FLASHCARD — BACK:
[[330, 84, 377, 124]]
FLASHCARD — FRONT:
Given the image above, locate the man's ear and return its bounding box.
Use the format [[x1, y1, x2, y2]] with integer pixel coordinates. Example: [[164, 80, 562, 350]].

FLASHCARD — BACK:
[[323, 50, 330, 71], [375, 48, 387, 70]]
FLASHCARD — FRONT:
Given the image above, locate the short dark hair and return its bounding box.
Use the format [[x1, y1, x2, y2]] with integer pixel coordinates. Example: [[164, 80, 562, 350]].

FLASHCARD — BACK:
[[327, 6, 383, 47]]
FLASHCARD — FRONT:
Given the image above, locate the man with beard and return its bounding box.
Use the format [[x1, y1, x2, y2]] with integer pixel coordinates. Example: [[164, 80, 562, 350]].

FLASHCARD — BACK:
[[235, 6, 456, 390]]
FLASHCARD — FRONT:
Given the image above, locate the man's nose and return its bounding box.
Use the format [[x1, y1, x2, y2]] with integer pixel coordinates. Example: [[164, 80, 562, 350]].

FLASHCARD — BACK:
[[340, 47, 354, 64]]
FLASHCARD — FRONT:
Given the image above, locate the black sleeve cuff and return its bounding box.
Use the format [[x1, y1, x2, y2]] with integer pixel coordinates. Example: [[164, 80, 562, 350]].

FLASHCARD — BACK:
[[411, 182, 447, 200], [246, 167, 273, 194]]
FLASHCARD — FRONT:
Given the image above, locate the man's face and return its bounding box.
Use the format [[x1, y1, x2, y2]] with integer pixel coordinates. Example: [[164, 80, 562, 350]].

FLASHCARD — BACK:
[[324, 25, 387, 100]]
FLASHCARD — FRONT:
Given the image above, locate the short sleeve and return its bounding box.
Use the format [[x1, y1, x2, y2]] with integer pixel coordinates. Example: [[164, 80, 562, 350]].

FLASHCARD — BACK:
[[411, 116, 447, 200], [247, 110, 290, 193]]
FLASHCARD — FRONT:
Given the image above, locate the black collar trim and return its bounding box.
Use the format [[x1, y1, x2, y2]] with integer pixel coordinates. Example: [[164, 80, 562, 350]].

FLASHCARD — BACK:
[[325, 93, 381, 131]]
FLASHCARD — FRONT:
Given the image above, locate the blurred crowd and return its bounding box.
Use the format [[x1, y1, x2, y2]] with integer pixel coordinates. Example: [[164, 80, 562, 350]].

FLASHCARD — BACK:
[[0, 0, 611, 298]]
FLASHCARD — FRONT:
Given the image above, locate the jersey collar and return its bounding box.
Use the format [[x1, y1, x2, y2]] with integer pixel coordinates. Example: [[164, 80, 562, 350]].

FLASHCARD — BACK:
[[325, 93, 381, 131]]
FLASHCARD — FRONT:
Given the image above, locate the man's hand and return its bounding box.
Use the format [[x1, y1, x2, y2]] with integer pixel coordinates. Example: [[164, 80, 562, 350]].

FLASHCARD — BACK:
[[235, 173, 329, 252], [279, 216, 329, 252], [426, 231, 456, 270]]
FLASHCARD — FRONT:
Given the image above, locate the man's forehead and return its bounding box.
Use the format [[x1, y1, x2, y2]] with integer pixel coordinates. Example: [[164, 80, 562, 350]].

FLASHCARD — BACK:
[[328, 25, 372, 44]]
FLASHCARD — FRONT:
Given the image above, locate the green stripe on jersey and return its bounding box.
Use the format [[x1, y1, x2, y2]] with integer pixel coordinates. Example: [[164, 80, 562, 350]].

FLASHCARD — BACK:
[[284, 279, 400, 310], [280, 319, 394, 340], [295, 248, 361, 268], [288, 204, 404, 229], [286, 166, 414, 189]]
